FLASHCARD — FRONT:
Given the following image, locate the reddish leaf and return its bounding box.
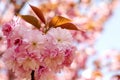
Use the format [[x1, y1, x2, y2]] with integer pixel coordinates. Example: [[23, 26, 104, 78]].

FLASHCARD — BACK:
[[60, 23, 79, 30], [20, 15, 41, 29], [49, 16, 71, 27], [30, 5, 46, 24]]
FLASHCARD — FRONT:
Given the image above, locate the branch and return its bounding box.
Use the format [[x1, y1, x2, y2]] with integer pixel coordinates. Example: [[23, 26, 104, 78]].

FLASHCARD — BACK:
[[31, 70, 35, 80], [10, 0, 27, 15]]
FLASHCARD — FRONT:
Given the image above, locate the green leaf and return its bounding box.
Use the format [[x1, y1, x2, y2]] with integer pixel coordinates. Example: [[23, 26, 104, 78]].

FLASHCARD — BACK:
[[20, 15, 41, 29], [49, 16, 71, 27], [30, 5, 46, 24]]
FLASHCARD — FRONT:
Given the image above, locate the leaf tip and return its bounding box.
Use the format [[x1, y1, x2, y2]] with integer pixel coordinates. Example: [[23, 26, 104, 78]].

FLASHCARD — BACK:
[[29, 4, 46, 24]]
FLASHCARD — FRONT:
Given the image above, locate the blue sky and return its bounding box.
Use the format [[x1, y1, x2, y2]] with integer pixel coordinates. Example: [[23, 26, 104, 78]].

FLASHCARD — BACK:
[[93, 2, 120, 80], [95, 2, 120, 53]]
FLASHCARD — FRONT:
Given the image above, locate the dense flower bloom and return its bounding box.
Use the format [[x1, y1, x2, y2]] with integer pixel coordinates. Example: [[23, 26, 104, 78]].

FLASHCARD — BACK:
[[2, 18, 76, 80]]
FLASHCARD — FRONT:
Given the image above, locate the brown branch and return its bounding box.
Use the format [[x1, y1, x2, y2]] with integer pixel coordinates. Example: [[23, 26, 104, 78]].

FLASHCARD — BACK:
[[31, 70, 35, 80], [10, 0, 27, 15]]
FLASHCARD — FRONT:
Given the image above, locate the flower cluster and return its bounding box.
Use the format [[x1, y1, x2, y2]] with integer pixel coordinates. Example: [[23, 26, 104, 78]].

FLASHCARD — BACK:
[[2, 18, 76, 80]]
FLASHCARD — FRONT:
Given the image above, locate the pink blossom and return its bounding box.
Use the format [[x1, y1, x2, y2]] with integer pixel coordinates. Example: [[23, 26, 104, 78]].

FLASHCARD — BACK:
[[47, 27, 73, 44], [35, 67, 55, 80], [22, 30, 45, 55], [2, 19, 76, 80], [2, 23, 12, 36]]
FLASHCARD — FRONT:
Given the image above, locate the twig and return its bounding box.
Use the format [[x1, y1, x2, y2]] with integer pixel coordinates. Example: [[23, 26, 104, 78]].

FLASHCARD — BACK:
[[31, 70, 35, 80], [10, 0, 27, 15]]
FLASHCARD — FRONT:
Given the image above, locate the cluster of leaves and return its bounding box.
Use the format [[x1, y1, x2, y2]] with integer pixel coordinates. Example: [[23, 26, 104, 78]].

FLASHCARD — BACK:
[[21, 5, 79, 33]]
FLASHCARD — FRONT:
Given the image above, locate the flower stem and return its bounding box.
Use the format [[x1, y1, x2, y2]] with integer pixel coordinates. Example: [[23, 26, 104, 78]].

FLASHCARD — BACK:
[[31, 70, 35, 80]]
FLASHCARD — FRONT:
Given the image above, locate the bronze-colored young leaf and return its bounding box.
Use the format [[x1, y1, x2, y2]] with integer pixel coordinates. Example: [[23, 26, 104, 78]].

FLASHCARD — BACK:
[[49, 16, 71, 27], [60, 23, 79, 30], [30, 5, 46, 24], [20, 15, 41, 29]]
